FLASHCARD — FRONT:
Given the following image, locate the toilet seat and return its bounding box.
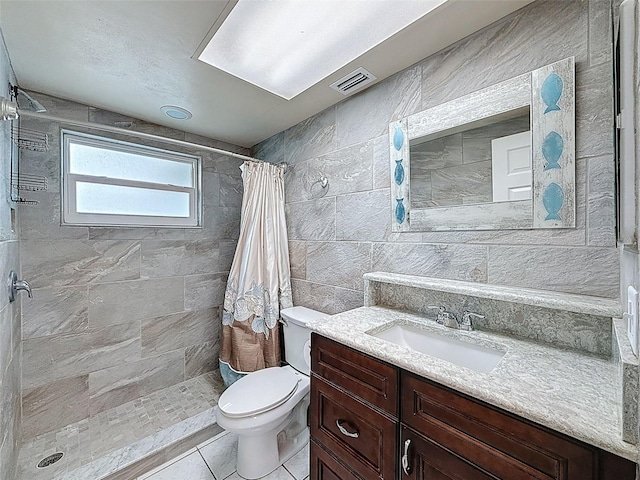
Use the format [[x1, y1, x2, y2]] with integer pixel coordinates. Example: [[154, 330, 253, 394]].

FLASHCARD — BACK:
[[217, 367, 299, 418]]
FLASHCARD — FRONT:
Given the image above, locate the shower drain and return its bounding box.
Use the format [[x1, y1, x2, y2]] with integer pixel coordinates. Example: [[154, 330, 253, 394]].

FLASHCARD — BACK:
[[37, 452, 63, 468]]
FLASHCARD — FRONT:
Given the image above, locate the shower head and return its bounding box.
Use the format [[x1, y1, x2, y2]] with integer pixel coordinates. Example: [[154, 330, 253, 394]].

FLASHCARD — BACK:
[[16, 89, 46, 113]]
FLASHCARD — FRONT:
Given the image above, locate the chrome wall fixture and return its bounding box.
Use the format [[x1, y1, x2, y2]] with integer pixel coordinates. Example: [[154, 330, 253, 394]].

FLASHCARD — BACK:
[[8, 270, 32, 302], [0, 96, 18, 121], [311, 174, 329, 189]]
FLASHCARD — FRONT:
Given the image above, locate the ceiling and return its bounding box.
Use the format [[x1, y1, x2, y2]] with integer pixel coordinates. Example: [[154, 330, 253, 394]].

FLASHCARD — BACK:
[[0, 0, 533, 148]]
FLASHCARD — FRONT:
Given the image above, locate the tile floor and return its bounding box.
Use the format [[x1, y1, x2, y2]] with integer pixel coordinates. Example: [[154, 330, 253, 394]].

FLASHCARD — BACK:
[[139, 431, 310, 480]]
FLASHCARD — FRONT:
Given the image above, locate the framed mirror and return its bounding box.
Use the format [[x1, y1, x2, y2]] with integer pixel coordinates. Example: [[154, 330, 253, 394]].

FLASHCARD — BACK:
[[389, 57, 575, 232]]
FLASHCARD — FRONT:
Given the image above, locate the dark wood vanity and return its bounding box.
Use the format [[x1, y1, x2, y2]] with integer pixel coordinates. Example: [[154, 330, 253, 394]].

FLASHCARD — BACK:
[[310, 334, 636, 480]]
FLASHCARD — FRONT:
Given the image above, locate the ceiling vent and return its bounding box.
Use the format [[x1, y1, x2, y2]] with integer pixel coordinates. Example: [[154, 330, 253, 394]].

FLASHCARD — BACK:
[[329, 67, 377, 96]]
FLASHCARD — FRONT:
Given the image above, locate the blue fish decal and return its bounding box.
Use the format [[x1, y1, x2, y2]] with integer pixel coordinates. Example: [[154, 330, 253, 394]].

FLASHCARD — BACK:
[[541, 73, 563, 114], [393, 125, 404, 151], [394, 159, 405, 185], [395, 198, 405, 224], [542, 131, 563, 170], [543, 183, 564, 220]]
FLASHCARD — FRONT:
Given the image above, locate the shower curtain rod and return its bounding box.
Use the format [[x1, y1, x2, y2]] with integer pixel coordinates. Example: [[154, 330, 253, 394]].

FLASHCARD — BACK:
[[17, 109, 268, 164]]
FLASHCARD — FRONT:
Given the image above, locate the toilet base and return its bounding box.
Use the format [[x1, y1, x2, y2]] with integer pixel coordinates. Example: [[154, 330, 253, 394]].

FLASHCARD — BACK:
[[236, 395, 310, 479], [236, 426, 309, 479]]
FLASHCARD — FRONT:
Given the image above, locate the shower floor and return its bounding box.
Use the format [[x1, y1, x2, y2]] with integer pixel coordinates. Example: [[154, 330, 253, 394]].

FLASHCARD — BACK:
[[17, 371, 225, 480]]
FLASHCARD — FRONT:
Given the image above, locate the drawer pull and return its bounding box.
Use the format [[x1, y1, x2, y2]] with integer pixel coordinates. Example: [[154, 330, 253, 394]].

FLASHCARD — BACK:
[[336, 419, 359, 438], [402, 439, 412, 475]]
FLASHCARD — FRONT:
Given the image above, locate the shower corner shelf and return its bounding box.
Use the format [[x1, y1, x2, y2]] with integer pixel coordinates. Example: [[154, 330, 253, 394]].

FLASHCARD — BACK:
[[11, 173, 48, 192], [11, 125, 49, 152], [11, 197, 39, 206], [10, 173, 48, 205]]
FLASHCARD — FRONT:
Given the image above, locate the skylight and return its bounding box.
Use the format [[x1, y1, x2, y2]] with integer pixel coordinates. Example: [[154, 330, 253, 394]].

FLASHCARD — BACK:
[[197, 0, 447, 100]]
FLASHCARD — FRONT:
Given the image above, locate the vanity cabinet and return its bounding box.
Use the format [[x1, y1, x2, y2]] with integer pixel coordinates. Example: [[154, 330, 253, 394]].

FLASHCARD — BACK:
[[310, 333, 398, 480], [310, 334, 636, 480]]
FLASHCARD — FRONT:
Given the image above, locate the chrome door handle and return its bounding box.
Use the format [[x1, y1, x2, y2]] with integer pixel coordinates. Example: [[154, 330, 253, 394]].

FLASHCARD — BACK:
[[402, 438, 412, 475], [336, 419, 359, 438]]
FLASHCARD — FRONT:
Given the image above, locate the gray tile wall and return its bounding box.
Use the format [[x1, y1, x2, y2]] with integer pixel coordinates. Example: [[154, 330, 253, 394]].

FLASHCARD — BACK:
[[0, 33, 21, 480], [253, 0, 619, 315], [18, 93, 246, 439]]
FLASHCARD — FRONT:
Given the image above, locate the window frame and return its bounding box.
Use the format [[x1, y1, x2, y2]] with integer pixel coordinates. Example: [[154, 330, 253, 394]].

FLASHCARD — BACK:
[[61, 130, 202, 228]]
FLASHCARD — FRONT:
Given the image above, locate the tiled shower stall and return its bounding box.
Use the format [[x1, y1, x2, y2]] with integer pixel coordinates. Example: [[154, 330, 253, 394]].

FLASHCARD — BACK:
[[17, 93, 247, 439]]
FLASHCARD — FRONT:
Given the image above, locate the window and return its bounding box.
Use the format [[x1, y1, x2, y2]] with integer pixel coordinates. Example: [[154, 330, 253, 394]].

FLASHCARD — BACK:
[[62, 130, 201, 227]]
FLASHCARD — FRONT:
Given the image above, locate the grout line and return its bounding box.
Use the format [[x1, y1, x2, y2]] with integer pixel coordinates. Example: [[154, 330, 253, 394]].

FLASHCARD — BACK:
[[195, 449, 217, 480], [282, 464, 298, 480]]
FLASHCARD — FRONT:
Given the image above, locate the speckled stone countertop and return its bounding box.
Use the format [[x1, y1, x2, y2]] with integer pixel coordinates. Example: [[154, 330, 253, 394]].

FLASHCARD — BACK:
[[309, 306, 636, 461]]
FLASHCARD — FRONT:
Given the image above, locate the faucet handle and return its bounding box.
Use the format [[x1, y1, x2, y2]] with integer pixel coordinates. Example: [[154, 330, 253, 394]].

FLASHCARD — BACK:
[[461, 311, 484, 331], [8, 271, 32, 302], [427, 305, 449, 325]]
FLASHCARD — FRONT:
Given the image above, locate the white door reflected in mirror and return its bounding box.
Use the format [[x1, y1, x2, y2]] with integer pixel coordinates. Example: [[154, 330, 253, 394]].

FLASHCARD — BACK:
[[491, 130, 532, 203]]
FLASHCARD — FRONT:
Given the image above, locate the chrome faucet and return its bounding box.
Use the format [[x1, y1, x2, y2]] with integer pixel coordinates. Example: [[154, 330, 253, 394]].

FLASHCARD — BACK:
[[8, 270, 32, 302], [427, 305, 460, 329], [427, 306, 485, 331], [461, 311, 485, 331]]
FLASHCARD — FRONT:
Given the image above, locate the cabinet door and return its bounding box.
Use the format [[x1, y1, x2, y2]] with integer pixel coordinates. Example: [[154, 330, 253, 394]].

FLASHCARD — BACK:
[[400, 425, 500, 480], [311, 375, 397, 480], [402, 372, 595, 480], [311, 439, 362, 480]]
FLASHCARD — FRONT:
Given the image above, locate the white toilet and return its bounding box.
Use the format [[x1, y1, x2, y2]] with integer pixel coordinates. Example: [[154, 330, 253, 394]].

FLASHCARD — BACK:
[[215, 306, 329, 479]]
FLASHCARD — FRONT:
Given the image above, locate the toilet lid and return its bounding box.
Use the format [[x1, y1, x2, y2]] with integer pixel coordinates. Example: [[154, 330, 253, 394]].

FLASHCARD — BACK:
[[217, 367, 299, 418]]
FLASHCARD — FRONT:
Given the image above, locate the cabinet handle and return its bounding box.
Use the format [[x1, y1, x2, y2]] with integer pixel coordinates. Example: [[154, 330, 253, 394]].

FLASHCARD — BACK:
[[335, 419, 359, 438], [402, 439, 412, 475]]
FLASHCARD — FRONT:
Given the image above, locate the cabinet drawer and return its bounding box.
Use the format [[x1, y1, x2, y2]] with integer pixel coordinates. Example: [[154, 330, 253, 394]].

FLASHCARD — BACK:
[[402, 372, 595, 480], [311, 375, 397, 480], [311, 439, 362, 480], [311, 333, 398, 416]]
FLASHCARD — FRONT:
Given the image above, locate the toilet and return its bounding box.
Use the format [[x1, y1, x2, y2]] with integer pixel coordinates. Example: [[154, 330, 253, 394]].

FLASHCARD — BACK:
[[215, 306, 329, 479]]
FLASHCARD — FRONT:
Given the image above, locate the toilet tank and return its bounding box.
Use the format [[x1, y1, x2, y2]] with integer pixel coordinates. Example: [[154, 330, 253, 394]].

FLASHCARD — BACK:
[[281, 306, 329, 375]]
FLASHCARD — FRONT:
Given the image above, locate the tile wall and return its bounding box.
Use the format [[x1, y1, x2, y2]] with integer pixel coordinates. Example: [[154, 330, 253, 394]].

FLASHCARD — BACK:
[[253, 0, 619, 314], [0, 32, 21, 480], [17, 92, 247, 439]]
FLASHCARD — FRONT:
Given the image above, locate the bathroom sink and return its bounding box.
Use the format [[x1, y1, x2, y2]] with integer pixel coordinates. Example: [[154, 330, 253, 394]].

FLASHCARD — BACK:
[[368, 323, 505, 374]]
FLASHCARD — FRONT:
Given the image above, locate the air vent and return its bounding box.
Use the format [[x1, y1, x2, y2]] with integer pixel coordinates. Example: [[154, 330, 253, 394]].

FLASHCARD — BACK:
[[329, 67, 377, 95]]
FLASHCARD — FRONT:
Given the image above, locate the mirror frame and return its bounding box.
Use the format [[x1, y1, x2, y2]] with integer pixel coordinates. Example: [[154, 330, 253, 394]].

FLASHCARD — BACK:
[[389, 57, 575, 232]]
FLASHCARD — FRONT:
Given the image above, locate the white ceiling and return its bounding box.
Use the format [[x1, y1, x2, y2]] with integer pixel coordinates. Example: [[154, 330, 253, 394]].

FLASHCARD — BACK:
[[0, 0, 533, 148]]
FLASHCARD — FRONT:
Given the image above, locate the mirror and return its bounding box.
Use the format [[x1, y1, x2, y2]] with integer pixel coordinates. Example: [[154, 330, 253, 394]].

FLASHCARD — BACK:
[[390, 57, 575, 232], [410, 109, 531, 209]]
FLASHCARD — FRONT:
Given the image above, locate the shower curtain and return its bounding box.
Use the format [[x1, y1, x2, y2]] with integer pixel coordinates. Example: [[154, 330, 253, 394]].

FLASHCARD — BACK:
[[219, 160, 292, 386]]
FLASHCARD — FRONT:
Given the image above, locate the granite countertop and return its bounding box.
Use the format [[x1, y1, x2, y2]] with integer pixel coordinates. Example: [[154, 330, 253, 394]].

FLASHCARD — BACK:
[[309, 306, 636, 461]]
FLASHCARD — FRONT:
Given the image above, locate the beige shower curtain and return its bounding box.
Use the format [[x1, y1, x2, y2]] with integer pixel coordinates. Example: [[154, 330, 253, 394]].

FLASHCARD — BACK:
[[219, 160, 292, 376]]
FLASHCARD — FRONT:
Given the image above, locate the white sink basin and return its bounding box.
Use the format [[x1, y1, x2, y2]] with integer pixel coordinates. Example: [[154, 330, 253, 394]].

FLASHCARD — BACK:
[[368, 323, 505, 374]]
